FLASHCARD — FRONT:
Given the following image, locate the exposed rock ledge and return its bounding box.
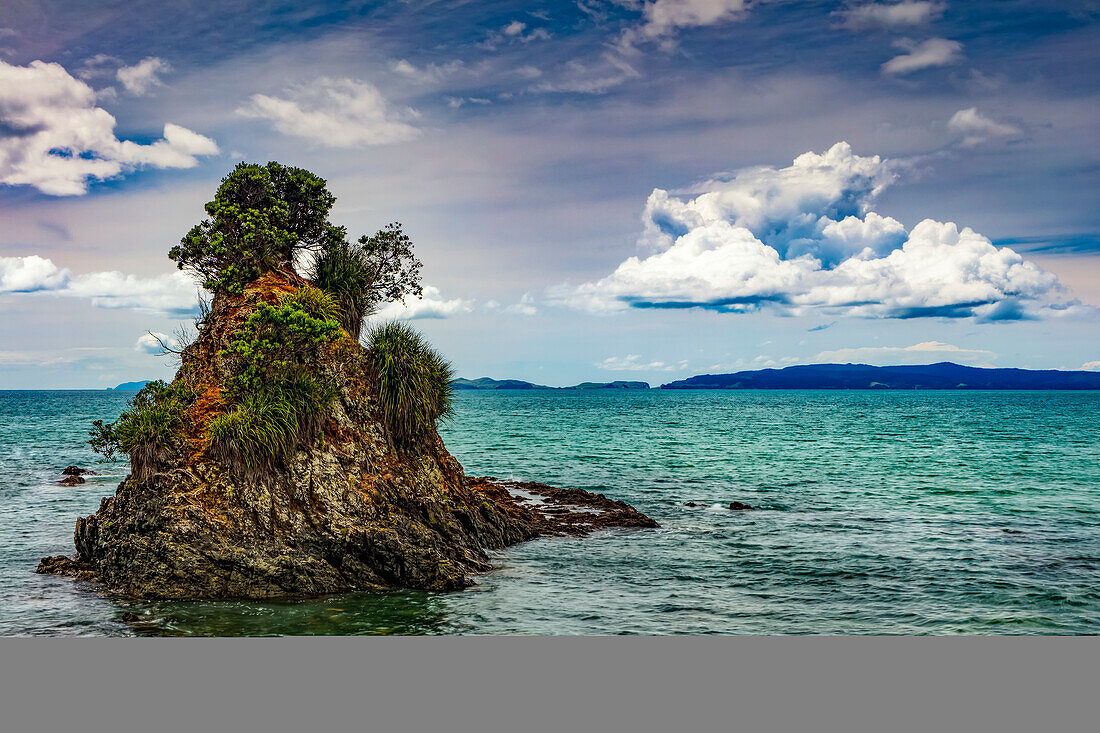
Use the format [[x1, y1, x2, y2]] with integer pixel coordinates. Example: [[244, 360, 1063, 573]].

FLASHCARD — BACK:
[[38, 470, 655, 599]]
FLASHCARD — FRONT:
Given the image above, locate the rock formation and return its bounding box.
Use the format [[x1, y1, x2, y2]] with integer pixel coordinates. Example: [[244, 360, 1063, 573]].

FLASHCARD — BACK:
[[36, 162, 654, 599], [38, 272, 655, 599]]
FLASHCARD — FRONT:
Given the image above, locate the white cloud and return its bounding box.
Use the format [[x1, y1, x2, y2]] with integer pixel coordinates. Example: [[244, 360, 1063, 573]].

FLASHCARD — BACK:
[[597, 354, 689, 372], [947, 107, 1022, 147], [614, 0, 749, 56], [640, 0, 749, 39], [482, 20, 553, 49], [0, 349, 80, 367], [390, 58, 463, 84], [446, 96, 492, 109], [815, 341, 994, 365], [116, 56, 171, 95], [76, 53, 122, 82], [1082, 361, 1100, 371], [0, 59, 219, 195], [882, 38, 963, 75], [840, 2, 946, 30], [0, 254, 70, 292], [0, 255, 202, 316], [504, 293, 538, 315], [237, 78, 420, 147], [64, 269, 201, 316], [370, 285, 474, 321], [135, 332, 178, 354], [555, 142, 1073, 322]]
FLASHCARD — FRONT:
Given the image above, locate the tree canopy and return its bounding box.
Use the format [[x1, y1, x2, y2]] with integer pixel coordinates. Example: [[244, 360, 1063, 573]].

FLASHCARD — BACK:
[[168, 161, 423, 327]]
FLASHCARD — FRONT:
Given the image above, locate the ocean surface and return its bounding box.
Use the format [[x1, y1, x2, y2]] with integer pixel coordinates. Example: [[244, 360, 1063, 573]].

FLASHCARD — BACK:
[[1, 388, 1098, 636]]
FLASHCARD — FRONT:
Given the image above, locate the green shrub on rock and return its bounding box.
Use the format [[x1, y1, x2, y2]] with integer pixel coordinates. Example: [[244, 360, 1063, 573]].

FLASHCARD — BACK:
[[311, 222, 423, 340], [366, 321, 454, 449], [88, 380, 196, 480]]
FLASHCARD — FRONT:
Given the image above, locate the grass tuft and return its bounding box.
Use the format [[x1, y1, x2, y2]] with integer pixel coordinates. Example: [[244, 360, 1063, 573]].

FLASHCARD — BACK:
[[88, 380, 196, 481], [365, 321, 454, 450]]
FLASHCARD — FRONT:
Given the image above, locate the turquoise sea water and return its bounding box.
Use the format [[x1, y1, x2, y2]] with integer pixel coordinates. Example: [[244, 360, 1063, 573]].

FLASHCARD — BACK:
[[1, 389, 1098, 636]]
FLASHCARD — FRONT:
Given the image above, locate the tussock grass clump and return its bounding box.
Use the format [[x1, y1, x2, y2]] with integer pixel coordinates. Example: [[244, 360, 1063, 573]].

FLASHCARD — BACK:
[[311, 234, 375, 339], [206, 373, 338, 475], [88, 380, 196, 480], [280, 285, 340, 323], [366, 321, 454, 449]]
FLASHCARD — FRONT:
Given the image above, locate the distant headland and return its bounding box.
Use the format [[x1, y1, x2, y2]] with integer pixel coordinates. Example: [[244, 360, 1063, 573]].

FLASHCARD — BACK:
[[452, 377, 650, 390], [660, 362, 1100, 390], [108, 381, 153, 391], [112, 362, 1100, 392]]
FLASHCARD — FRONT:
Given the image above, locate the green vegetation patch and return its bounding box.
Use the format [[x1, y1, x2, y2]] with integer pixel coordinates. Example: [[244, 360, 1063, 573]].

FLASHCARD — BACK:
[[366, 321, 454, 450], [209, 287, 343, 474], [89, 380, 197, 478]]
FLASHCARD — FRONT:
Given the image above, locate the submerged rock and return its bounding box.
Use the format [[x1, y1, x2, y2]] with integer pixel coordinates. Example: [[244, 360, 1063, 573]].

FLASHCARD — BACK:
[[62, 466, 96, 476], [728, 502, 754, 511], [58, 475, 85, 486], [38, 275, 655, 599]]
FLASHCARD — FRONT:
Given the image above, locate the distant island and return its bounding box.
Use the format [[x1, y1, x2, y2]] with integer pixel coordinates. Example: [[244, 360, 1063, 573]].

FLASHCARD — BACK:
[[108, 381, 153, 391], [452, 377, 650, 390], [661, 362, 1100, 390]]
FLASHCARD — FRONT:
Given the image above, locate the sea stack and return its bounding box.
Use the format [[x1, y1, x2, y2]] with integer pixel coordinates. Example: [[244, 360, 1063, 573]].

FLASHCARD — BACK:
[[37, 162, 654, 599]]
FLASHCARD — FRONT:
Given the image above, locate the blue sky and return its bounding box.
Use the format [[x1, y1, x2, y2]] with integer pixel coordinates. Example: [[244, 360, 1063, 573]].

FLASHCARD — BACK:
[[0, 0, 1098, 387]]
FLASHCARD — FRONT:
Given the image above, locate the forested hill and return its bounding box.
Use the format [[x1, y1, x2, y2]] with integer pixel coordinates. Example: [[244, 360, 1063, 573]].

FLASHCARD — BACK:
[[660, 363, 1100, 390], [452, 378, 650, 390]]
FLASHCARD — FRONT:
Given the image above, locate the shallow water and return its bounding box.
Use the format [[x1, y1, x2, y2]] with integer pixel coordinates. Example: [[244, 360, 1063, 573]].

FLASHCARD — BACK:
[[2, 389, 1098, 635]]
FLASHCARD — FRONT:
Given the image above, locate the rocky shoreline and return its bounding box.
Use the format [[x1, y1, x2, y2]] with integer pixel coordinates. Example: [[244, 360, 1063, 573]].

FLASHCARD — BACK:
[[38, 472, 656, 598]]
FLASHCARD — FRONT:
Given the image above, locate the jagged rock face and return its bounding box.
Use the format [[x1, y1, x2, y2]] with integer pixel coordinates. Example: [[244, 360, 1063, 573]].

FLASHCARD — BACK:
[[65, 361, 539, 597], [38, 274, 655, 599]]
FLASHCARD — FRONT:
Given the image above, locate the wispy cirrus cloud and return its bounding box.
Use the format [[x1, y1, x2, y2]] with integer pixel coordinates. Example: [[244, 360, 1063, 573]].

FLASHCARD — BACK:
[[0, 59, 218, 195], [947, 107, 1022, 147], [882, 37, 963, 74], [815, 341, 994, 365], [839, 2, 946, 31], [237, 77, 420, 147], [116, 56, 172, 95], [597, 354, 689, 372]]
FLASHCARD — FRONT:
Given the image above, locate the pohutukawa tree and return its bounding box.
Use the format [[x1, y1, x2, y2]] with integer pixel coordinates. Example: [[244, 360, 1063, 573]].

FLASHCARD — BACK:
[[169, 161, 423, 325]]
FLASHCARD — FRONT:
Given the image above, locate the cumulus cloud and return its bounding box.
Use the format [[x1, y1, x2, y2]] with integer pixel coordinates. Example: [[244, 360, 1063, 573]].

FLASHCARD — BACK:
[[0, 254, 69, 292], [237, 78, 420, 147], [1082, 361, 1100, 371], [116, 56, 171, 95], [0, 255, 202, 316], [882, 37, 963, 74], [815, 341, 994, 365], [135, 332, 178, 354], [555, 142, 1074, 322], [370, 285, 474, 321], [597, 354, 689, 372], [947, 107, 1022, 147], [0, 59, 219, 195], [840, 1, 946, 30]]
